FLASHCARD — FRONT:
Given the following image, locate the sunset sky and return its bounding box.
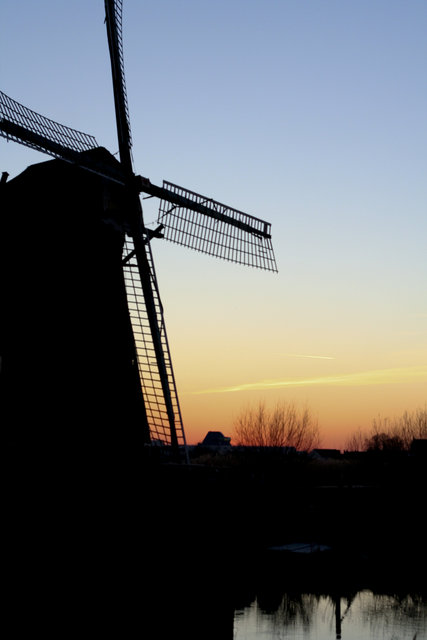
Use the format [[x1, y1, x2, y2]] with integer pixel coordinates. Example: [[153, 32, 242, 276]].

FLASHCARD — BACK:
[[2, 1, 426, 449]]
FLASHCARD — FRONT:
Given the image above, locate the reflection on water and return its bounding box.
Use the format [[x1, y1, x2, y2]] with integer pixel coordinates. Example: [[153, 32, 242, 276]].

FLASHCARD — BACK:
[[234, 590, 427, 639]]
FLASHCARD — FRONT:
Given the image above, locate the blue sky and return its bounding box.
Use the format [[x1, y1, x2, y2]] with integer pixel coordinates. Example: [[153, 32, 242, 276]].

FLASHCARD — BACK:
[[2, 1, 426, 446]]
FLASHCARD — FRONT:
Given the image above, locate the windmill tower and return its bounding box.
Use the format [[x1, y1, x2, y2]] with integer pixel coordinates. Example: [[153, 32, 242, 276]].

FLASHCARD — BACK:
[[0, 0, 277, 462]]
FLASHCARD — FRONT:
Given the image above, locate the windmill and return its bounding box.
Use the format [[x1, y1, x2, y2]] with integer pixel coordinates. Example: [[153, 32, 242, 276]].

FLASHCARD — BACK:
[[0, 0, 277, 461]]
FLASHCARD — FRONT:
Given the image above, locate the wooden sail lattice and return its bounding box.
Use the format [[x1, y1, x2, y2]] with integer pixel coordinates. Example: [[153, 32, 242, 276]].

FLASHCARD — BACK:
[[158, 181, 278, 272], [0, 90, 98, 159], [122, 238, 186, 450]]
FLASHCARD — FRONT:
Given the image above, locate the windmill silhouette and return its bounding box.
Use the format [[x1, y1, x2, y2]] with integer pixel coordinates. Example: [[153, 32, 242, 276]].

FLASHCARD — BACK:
[[0, 0, 277, 461]]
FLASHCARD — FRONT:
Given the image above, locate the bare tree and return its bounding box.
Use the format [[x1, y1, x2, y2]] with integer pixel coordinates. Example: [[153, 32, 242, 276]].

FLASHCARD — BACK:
[[234, 401, 320, 451], [394, 406, 427, 449], [366, 432, 404, 452], [344, 427, 367, 452], [345, 405, 427, 452]]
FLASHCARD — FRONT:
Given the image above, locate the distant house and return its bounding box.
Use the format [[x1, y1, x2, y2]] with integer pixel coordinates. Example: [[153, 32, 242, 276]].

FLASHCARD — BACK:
[[310, 449, 342, 460], [201, 431, 232, 449]]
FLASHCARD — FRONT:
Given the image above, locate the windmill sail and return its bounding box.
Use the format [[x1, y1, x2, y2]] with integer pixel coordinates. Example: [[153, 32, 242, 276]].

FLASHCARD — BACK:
[[158, 181, 278, 272], [104, 0, 187, 457], [0, 91, 128, 186], [0, 90, 98, 160], [123, 238, 186, 449], [104, 0, 132, 172]]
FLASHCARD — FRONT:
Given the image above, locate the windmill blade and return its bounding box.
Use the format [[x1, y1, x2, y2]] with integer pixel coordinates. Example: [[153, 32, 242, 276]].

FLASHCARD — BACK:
[[104, 2, 188, 457], [0, 90, 98, 161], [0, 91, 129, 186], [156, 180, 278, 272], [104, 0, 133, 173], [123, 236, 187, 455]]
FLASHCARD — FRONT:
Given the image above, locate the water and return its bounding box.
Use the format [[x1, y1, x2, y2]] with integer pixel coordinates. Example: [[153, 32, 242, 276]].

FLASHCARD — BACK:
[[234, 590, 427, 639]]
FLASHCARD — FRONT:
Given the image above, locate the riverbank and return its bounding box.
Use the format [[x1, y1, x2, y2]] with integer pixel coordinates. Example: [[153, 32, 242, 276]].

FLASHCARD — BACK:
[[141, 451, 426, 592]]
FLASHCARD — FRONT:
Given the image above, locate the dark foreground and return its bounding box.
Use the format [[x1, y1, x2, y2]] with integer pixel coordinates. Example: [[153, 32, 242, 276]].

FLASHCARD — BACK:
[[4, 446, 426, 638]]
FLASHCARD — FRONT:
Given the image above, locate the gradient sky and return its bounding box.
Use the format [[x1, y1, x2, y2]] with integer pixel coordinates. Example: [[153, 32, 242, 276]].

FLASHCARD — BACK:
[[2, 1, 426, 449]]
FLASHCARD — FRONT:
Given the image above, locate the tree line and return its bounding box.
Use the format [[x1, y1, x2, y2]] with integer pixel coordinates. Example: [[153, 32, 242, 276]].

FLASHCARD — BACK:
[[233, 401, 426, 453], [345, 405, 427, 452]]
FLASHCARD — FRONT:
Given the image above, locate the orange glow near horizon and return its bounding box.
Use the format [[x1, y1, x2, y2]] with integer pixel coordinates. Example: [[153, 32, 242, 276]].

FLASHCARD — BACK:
[[176, 362, 427, 450], [155, 241, 427, 452]]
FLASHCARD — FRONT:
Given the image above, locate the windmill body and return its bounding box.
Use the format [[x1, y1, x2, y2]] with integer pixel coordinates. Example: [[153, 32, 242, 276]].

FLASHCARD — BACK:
[[0, 1, 277, 461], [0, 149, 151, 453]]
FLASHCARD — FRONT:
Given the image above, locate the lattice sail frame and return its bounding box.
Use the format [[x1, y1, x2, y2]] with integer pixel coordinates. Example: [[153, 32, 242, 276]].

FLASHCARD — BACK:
[[0, 90, 98, 158], [122, 237, 187, 450], [158, 181, 278, 272], [105, 0, 132, 147]]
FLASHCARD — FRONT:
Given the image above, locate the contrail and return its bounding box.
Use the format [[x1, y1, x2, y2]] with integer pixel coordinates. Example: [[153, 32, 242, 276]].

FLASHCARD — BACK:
[[285, 353, 335, 360], [189, 365, 427, 395]]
